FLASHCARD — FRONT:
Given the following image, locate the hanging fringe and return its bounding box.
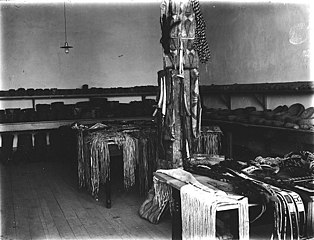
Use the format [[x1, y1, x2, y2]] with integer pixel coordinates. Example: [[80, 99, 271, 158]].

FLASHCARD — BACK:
[[237, 197, 250, 240], [77, 130, 85, 188], [148, 134, 158, 189], [84, 139, 91, 194], [131, 129, 159, 195], [123, 135, 136, 190], [77, 125, 158, 197], [90, 138, 99, 197], [195, 126, 222, 156], [83, 131, 124, 197], [181, 184, 218, 240], [99, 140, 110, 184], [181, 184, 249, 240], [140, 138, 149, 193], [88, 132, 113, 197], [156, 168, 249, 240]]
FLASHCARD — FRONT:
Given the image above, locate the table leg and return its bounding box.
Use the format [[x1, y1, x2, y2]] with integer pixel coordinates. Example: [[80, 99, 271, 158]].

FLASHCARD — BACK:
[[172, 188, 182, 240], [105, 177, 111, 208], [226, 131, 233, 159]]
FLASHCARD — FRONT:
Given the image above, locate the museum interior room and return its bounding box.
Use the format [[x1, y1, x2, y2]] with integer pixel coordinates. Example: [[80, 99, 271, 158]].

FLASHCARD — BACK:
[[0, 0, 313, 239]]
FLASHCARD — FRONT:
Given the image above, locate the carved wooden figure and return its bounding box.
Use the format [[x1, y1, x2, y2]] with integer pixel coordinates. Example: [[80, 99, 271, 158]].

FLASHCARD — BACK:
[[157, 0, 202, 169]]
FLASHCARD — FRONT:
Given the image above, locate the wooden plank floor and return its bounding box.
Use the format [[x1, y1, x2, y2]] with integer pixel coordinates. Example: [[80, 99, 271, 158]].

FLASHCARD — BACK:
[[0, 158, 172, 240]]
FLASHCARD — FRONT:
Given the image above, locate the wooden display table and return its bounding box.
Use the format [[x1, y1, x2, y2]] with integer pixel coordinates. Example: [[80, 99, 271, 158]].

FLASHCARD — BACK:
[[75, 123, 158, 208], [0, 117, 152, 133], [202, 119, 314, 159], [154, 172, 252, 240]]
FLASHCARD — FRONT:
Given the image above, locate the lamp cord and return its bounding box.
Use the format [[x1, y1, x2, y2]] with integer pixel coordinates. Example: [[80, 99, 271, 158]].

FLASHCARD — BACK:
[[63, 2, 67, 42]]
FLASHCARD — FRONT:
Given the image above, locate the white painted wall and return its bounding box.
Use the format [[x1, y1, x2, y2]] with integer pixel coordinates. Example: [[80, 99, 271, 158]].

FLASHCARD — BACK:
[[0, 2, 312, 110], [199, 2, 312, 109], [1, 2, 162, 90]]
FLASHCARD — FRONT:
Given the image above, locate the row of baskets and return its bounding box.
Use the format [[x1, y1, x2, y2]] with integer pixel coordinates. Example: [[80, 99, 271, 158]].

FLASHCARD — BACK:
[[0, 85, 157, 97], [0, 99, 156, 123], [204, 103, 314, 130]]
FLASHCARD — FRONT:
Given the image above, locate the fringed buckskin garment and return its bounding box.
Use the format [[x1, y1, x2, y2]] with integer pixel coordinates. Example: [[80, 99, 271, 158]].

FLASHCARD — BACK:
[[156, 168, 249, 240]]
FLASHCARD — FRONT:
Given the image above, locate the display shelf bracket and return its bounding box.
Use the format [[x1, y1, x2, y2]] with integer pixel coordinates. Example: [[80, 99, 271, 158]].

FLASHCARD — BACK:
[[219, 94, 231, 109], [253, 94, 267, 110]]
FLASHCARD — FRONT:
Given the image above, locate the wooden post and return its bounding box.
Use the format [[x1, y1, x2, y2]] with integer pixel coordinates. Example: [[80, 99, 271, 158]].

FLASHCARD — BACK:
[[157, 0, 200, 169]]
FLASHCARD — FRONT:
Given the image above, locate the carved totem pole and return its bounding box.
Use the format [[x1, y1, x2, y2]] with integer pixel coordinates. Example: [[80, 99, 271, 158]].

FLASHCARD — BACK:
[[155, 0, 210, 169]]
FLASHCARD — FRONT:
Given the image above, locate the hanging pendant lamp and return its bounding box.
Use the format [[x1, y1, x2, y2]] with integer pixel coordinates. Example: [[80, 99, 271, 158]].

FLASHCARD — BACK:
[[60, 2, 73, 54]]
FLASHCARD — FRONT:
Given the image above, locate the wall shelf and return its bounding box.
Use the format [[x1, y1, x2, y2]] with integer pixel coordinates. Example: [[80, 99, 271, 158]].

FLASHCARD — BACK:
[[0, 117, 153, 133], [202, 119, 314, 135], [200, 81, 314, 110], [200, 81, 314, 94], [202, 118, 314, 158], [0, 82, 313, 134], [0, 86, 158, 108]]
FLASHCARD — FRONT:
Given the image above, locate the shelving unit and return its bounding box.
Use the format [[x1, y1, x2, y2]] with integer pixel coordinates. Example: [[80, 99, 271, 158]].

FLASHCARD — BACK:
[[0, 116, 153, 133], [0, 86, 158, 109], [203, 119, 314, 158], [200, 81, 314, 110], [200, 81, 314, 158], [0, 86, 158, 133], [1, 82, 313, 143]]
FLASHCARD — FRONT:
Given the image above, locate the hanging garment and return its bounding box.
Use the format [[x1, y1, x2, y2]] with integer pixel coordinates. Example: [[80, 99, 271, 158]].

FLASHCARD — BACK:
[[191, 69, 202, 138], [195, 126, 222, 156], [122, 135, 137, 190], [191, 0, 211, 63], [160, 1, 181, 55], [77, 129, 85, 188], [164, 71, 176, 141]]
